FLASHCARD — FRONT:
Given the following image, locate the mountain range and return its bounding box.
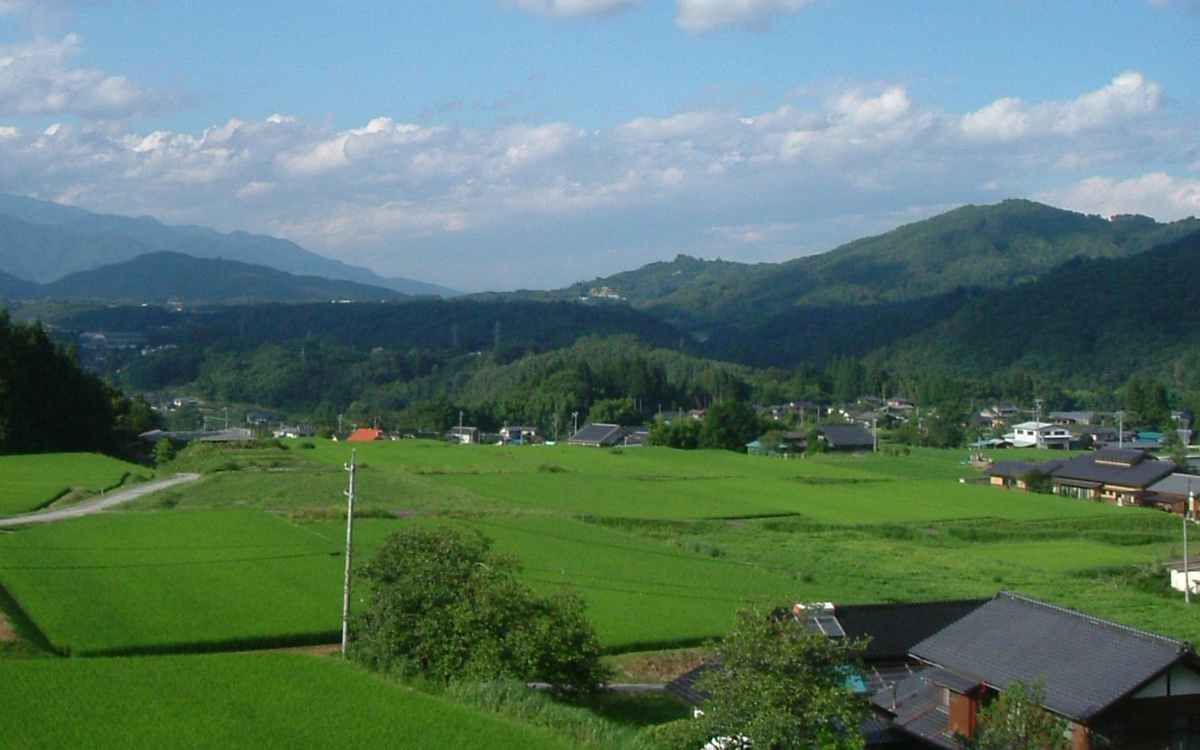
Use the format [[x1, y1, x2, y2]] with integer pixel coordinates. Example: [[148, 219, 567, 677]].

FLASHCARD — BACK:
[[36, 252, 405, 303], [501, 200, 1200, 334], [0, 194, 456, 297]]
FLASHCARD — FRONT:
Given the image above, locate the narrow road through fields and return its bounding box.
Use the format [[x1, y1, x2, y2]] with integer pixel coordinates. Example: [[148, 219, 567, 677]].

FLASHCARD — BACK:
[[0, 473, 199, 527]]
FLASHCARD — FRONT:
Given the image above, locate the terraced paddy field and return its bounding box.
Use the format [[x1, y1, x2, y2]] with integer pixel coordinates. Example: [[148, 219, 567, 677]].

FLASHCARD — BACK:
[[302, 441, 1110, 522], [0, 509, 343, 654], [303, 514, 801, 649], [2, 440, 1194, 657], [0, 652, 573, 750], [0, 452, 148, 516]]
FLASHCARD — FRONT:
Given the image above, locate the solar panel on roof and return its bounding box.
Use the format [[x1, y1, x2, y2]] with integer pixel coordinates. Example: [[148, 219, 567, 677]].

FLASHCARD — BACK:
[[813, 614, 845, 637]]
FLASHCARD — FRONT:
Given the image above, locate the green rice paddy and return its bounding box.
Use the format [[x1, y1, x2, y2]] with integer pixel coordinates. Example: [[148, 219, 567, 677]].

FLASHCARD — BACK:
[[0, 452, 147, 516], [0, 509, 343, 654], [0, 652, 573, 750]]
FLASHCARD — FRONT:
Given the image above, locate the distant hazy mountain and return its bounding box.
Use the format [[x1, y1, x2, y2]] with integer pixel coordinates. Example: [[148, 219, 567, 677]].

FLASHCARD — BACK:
[[38, 252, 404, 302], [509, 200, 1200, 333], [0, 194, 456, 296]]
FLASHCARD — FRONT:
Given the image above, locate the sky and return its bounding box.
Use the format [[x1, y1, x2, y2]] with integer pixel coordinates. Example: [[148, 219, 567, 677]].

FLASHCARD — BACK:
[[0, 1, 1197, 291]]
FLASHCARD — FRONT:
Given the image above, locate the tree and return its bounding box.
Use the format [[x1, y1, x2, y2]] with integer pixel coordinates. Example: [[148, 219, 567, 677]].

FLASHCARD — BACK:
[[353, 526, 608, 694], [152, 437, 176, 466], [699, 400, 762, 451], [697, 605, 866, 750], [1022, 469, 1053, 494], [960, 680, 1068, 750]]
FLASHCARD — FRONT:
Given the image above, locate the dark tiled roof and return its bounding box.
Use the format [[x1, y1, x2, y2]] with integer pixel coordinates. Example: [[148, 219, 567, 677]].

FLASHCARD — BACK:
[[873, 672, 957, 749], [832, 599, 988, 660], [819, 422, 875, 449], [985, 459, 1035, 479], [1149, 473, 1200, 498], [1048, 450, 1174, 489], [567, 423, 628, 446], [910, 591, 1193, 721]]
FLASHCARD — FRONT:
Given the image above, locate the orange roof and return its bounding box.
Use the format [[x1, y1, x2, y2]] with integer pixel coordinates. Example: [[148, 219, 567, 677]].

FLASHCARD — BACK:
[[347, 427, 384, 441]]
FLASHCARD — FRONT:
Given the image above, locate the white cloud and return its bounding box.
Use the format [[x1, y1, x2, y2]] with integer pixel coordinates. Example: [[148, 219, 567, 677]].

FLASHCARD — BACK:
[[959, 71, 1162, 142], [675, 0, 816, 32], [0, 34, 175, 118], [0, 70, 1194, 287], [1034, 173, 1200, 221], [507, 0, 642, 19]]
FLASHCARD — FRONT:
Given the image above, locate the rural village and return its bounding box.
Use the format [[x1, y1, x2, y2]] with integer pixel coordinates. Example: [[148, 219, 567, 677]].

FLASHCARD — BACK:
[[4, 2, 1200, 748]]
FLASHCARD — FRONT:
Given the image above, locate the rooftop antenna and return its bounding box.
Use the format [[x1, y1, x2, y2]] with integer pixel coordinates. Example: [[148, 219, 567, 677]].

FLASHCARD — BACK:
[[341, 449, 356, 656]]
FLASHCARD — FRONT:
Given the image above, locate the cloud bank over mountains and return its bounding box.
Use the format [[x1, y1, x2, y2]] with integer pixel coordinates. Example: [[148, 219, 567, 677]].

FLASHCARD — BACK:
[[0, 62, 1195, 287], [0, 5, 1197, 288]]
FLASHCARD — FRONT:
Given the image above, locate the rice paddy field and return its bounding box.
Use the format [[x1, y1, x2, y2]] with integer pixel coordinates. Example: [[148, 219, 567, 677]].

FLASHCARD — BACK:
[[4, 440, 1192, 654], [1, 439, 1196, 749], [0, 652, 573, 750], [0, 509, 343, 654], [0, 452, 147, 516]]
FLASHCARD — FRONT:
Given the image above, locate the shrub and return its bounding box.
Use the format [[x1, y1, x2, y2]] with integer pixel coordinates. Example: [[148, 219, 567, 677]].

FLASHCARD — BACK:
[[353, 526, 609, 694]]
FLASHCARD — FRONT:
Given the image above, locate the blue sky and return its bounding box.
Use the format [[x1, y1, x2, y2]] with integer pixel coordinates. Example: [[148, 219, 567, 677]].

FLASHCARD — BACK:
[[0, 0, 1197, 290]]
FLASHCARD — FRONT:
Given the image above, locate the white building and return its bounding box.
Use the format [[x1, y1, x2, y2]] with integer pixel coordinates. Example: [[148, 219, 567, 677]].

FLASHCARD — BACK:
[[1004, 421, 1072, 449]]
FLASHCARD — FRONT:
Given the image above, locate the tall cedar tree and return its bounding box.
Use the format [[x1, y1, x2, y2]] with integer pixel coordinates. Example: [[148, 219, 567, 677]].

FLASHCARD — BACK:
[[0, 311, 130, 454], [353, 526, 609, 694]]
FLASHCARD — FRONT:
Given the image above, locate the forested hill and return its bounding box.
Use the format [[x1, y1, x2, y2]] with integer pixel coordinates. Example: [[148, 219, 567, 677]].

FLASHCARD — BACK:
[[0, 269, 36, 299], [60, 297, 692, 353], [501, 200, 1200, 333], [886, 229, 1200, 389], [38, 252, 404, 303]]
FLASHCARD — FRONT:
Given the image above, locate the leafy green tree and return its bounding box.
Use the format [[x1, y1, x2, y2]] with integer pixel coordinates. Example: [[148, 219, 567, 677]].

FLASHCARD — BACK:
[[697, 605, 866, 750], [757, 429, 786, 455], [699, 400, 762, 451], [805, 426, 824, 455], [960, 680, 1068, 750], [1022, 469, 1053, 494], [353, 526, 608, 694], [649, 416, 701, 449], [588, 396, 641, 425], [152, 437, 176, 465]]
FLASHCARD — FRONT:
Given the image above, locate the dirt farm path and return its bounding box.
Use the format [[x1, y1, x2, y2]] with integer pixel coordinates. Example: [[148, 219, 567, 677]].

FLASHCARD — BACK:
[[0, 473, 200, 527]]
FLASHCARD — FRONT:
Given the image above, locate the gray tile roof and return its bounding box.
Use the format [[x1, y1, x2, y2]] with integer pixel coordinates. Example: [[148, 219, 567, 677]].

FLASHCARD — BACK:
[[985, 459, 1036, 479], [873, 672, 957, 749], [1046, 449, 1175, 489], [1149, 473, 1200, 498], [819, 422, 875, 449], [828, 599, 988, 660], [910, 591, 1194, 721]]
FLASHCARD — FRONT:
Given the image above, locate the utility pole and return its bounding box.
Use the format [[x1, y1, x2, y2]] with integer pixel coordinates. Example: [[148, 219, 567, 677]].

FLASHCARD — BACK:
[[572, 411, 579, 436], [1119, 412, 1124, 449], [341, 449, 356, 656], [553, 413, 559, 443], [873, 415, 878, 453], [1186, 481, 1193, 605]]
